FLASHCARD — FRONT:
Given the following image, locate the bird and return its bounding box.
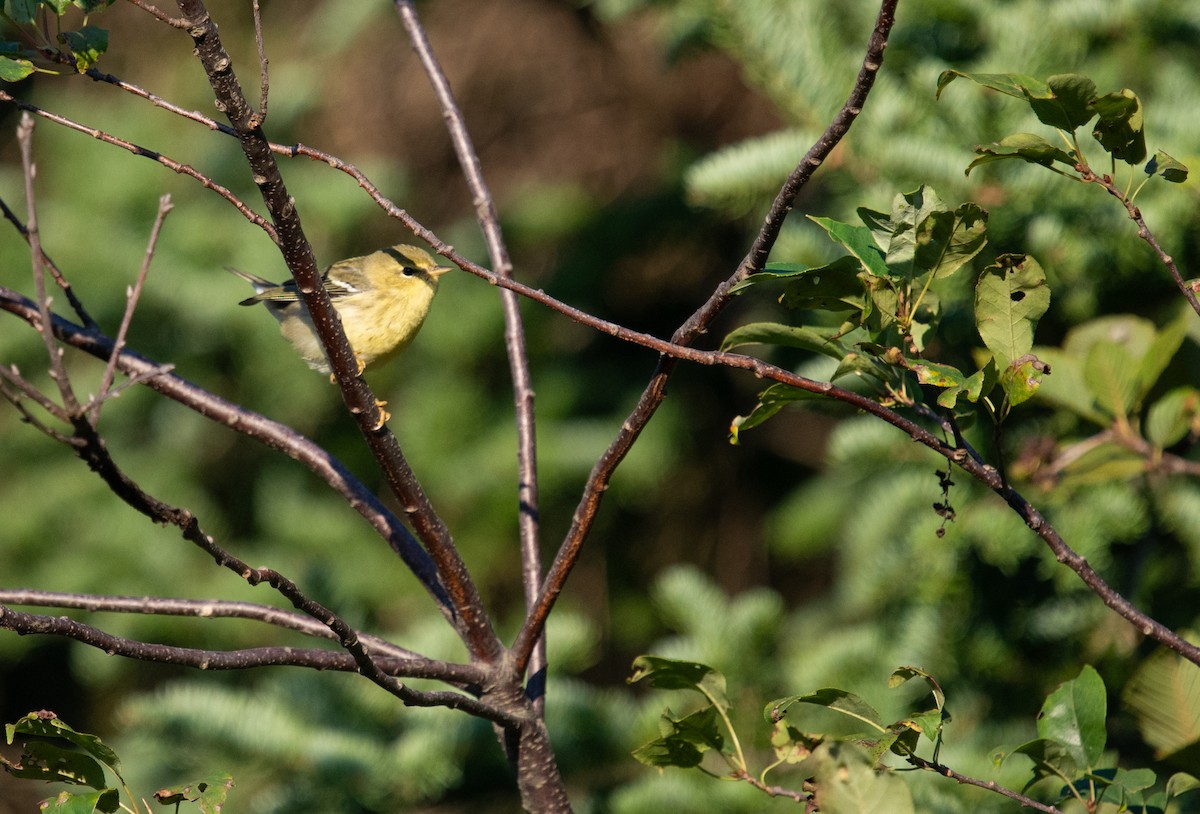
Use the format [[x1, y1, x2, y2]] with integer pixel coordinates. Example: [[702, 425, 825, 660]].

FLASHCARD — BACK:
[[229, 244, 452, 375]]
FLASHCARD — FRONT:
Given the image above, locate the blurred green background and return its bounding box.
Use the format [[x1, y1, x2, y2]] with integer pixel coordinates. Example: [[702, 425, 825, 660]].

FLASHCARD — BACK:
[[1, 1, 1199, 811]]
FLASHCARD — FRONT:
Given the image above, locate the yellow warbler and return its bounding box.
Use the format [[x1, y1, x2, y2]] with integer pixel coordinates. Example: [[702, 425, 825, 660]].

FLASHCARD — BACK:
[[229, 245, 452, 375]]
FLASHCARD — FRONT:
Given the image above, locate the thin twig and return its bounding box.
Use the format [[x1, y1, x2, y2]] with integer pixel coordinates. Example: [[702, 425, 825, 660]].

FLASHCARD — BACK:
[[82, 67, 440, 248], [89, 193, 173, 425], [0, 285, 453, 618], [0, 589, 448, 667], [248, 0, 268, 129], [54, 408, 505, 717], [906, 754, 1064, 813], [1082, 167, 1200, 317], [0, 366, 75, 442], [392, 0, 547, 706], [512, 0, 902, 674], [8, 275, 1195, 669], [174, 0, 504, 666], [17, 112, 81, 415], [0, 605, 510, 722], [123, 0, 189, 28], [0, 195, 97, 329], [0, 91, 278, 242]]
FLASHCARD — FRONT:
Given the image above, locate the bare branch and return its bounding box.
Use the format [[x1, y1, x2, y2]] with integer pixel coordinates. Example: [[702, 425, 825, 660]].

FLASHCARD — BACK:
[[512, 0, 902, 673], [173, 0, 503, 665], [123, 0, 189, 28], [89, 193, 173, 424], [248, 0, 268, 129], [906, 754, 1064, 814], [0, 195, 97, 329], [0, 604, 513, 724], [1083, 167, 1200, 316], [392, 0, 547, 705], [0, 92, 278, 242], [81, 67, 443, 249], [0, 363, 73, 428], [18, 112, 81, 416], [0, 589, 440, 666], [0, 285, 452, 618]]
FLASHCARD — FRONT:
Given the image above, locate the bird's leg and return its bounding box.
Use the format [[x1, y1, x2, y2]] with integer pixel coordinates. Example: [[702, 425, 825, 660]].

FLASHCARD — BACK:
[[372, 399, 390, 430]]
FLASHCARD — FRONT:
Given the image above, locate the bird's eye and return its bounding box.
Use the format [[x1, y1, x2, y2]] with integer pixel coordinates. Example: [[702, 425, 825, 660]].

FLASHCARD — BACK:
[[401, 266, 417, 277]]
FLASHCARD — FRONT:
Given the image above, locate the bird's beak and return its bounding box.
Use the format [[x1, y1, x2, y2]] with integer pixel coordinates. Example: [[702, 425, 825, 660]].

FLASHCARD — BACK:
[[430, 265, 454, 279]]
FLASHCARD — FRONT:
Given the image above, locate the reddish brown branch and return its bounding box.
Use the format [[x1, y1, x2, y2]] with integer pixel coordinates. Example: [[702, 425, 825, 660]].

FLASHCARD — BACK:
[[391, 0, 548, 704], [173, 0, 503, 665], [0, 92, 277, 241], [0, 285, 451, 616], [0, 604, 510, 722], [906, 754, 1064, 814], [1083, 167, 1200, 316], [512, 0, 902, 673]]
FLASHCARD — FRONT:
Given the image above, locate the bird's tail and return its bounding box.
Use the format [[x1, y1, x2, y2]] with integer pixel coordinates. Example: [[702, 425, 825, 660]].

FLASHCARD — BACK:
[[226, 266, 278, 306]]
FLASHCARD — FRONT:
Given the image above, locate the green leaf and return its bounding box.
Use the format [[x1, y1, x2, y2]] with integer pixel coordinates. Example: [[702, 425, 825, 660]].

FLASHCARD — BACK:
[[863, 274, 898, 329], [629, 656, 729, 711], [1057, 442, 1146, 487], [1124, 641, 1200, 760], [729, 262, 818, 294], [865, 187, 988, 282], [151, 774, 233, 814], [1000, 737, 1076, 786], [1146, 150, 1189, 183], [974, 254, 1050, 369], [0, 56, 35, 81], [896, 357, 985, 409], [1091, 88, 1146, 164], [1029, 74, 1098, 131], [966, 133, 1077, 175], [1038, 664, 1107, 771], [770, 721, 816, 765], [999, 354, 1050, 408], [808, 216, 889, 277], [936, 70, 1045, 102], [765, 688, 884, 731], [1167, 772, 1200, 801], [778, 255, 867, 312], [39, 789, 120, 814], [58, 25, 107, 72], [632, 706, 724, 769], [729, 382, 827, 443], [877, 186, 949, 279], [889, 666, 947, 714], [1146, 388, 1200, 450], [936, 71, 1097, 131], [6, 712, 121, 772], [720, 322, 848, 358], [4, 741, 106, 788], [73, 0, 118, 12]]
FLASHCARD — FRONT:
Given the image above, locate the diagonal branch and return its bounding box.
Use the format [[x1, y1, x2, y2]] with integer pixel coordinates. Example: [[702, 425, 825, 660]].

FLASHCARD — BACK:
[[392, 0, 547, 704], [172, 0, 503, 665], [1083, 167, 1200, 317], [0, 285, 452, 618], [89, 193, 173, 425], [512, 0, 902, 672], [18, 113, 83, 420], [0, 92, 277, 241], [0, 195, 97, 329]]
